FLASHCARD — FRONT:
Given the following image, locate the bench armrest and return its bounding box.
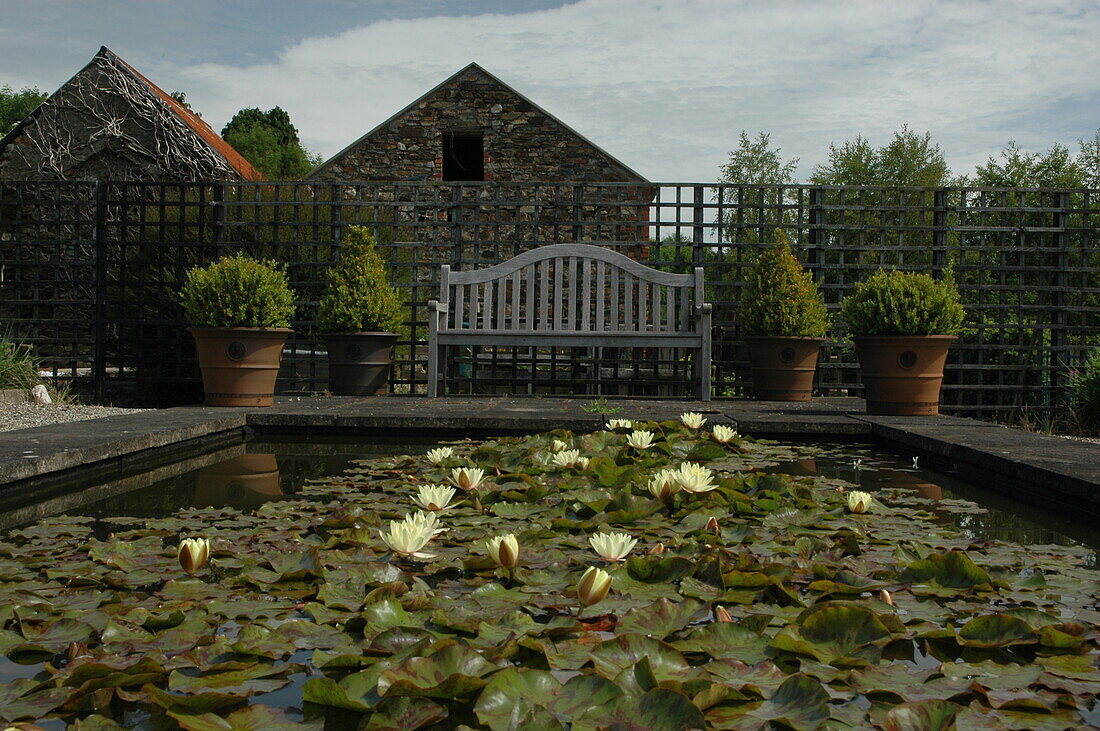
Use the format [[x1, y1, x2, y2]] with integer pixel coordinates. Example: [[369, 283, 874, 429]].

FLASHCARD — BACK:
[[694, 303, 713, 315], [428, 300, 449, 313]]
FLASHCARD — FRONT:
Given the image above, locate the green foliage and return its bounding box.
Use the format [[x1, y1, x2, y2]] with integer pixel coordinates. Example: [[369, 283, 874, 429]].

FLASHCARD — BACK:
[[720, 131, 798, 185], [1070, 348, 1100, 430], [221, 106, 320, 179], [811, 126, 952, 187], [0, 334, 40, 390], [971, 139, 1088, 188], [739, 233, 829, 337], [839, 269, 966, 337], [180, 254, 295, 328], [317, 227, 404, 333], [0, 83, 47, 133]]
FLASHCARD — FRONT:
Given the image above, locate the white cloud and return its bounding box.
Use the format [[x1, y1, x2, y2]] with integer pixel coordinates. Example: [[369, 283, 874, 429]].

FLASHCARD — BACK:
[[166, 0, 1100, 180]]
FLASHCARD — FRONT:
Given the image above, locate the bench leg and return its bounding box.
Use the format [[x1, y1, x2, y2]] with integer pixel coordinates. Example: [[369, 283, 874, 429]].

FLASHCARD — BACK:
[[427, 345, 439, 398]]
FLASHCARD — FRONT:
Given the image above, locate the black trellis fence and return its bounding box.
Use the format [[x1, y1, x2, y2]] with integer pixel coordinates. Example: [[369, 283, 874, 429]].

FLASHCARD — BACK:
[[1, 180, 1097, 418]]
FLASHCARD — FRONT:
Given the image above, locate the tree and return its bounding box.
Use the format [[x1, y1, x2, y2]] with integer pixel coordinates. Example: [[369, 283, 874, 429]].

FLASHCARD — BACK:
[[1078, 129, 1100, 189], [972, 139, 1088, 188], [811, 126, 951, 187], [221, 106, 319, 179], [169, 91, 201, 117], [719, 131, 798, 185], [1, 84, 47, 134]]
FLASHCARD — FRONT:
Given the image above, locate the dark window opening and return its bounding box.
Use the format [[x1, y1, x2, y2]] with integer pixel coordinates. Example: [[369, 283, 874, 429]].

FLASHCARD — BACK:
[[442, 133, 484, 181]]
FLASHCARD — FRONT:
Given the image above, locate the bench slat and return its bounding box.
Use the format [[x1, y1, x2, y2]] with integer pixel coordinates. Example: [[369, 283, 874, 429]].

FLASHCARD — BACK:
[[581, 258, 591, 331], [567, 256, 578, 331], [453, 281, 464, 329], [624, 272, 634, 331], [539, 258, 550, 330], [553, 258, 563, 331], [525, 264, 535, 330]]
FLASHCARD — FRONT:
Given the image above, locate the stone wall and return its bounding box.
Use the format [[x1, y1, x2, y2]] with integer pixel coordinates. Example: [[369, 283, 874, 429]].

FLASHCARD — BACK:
[[311, 65, 644, 184]]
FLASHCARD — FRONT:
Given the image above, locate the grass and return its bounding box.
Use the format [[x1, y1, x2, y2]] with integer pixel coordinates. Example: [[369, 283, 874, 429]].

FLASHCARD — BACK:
[[0, 334, 41, 391]]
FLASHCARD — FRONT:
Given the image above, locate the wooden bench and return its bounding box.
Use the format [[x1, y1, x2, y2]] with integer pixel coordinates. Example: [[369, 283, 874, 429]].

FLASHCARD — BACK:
[[427, 243, 712, 399]]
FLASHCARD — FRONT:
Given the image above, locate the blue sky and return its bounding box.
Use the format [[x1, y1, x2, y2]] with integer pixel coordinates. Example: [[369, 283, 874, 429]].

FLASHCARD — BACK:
[[3, 0, 1098, 181]]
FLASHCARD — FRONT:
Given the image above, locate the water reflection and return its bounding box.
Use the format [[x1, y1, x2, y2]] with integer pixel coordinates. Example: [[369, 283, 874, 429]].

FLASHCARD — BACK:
[[193, 454, 283, 508]]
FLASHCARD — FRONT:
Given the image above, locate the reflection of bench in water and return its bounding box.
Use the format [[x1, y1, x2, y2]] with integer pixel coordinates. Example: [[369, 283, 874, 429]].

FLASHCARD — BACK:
[[427, 244, 712, 399]]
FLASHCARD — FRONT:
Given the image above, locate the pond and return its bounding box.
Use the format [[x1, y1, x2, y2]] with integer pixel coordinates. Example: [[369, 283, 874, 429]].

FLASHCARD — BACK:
[[0, 420, 1096, 729]]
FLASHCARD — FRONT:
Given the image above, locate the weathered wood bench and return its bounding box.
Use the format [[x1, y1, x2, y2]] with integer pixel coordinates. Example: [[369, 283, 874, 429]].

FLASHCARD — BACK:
[[427, 243, 712, 399]]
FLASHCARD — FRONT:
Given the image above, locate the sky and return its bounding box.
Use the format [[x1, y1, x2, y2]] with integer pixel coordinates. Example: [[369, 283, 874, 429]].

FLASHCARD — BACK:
[[2, 0, 1098, 182]]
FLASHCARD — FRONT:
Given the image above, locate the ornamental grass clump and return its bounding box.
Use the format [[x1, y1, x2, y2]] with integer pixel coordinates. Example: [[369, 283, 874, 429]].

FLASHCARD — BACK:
[[180, 254, 295, 328], [0, 334, 41, 391], [739, 233, 829, 337], [1070, 348, 1100, 431], [840, 268, 966, 336], [317, 226, 404, 334]]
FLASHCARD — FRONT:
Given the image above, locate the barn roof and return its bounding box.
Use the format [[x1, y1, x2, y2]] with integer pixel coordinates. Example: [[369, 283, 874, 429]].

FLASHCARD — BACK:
[[0, 46, 263, 181], [310, 62, 647, 182]]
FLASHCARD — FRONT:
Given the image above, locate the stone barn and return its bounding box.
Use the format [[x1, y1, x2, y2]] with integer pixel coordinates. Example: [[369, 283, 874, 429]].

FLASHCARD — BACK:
[[0, 46, 261, 181], [309, 63, 647, 185]]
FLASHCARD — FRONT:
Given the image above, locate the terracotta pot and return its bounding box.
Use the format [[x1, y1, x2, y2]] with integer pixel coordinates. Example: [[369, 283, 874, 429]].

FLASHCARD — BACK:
[[853, 335, 955, 416], [193, 453, 283, 508], [743, 336, 824, 401], [322, 332, 399, 396], [188, 327, 292, 407]]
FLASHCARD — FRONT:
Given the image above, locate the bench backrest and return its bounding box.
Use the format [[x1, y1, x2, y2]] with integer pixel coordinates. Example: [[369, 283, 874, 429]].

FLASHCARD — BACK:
[[437, 243, 703, 333]]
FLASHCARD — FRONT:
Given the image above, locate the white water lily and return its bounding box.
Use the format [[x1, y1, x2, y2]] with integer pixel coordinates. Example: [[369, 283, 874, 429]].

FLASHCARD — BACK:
[[380, 512, 442, 558], [575, 456, 590, 470], [605, 418, 634, 431], [551, 449, 583, 468], [648, 468, 681, 501], [450, 467, 486, 491], [486, 533, 520, 570], [589, 531, 638, 562], [177, 537, 210, 573], [551, 439, 568, 452], [577, 566, 612, 607], [712, 425, 739, 443], [847, 490, 873, 514], [681, 412, 707, 429], [625, 430, 654, 450], [673, 462, 717, 493], [851, 458, 863, 470], [412, 484, 457, 511], [426, 447, 454, 464]]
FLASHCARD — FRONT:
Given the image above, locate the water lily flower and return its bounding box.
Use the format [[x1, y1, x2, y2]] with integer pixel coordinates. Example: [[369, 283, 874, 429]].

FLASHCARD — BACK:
[[912, 456, 920, 469], [647, 469, 681, 501], [551, 439, 568, 452], [426, 447, 454, 464], [486, 533, 520, 570], [450, 467, 486, 491], [712, 425, 739, 443], [714, 605, 733, 622], [412, 484, 456, 511], [851, 458, 863, 470], [605, 418, 633, 431], [589, 531, 638, 562], [879, 589, 894, 606], [648, 542, 666, 555], [575, 456, 590, 470], [625, 430, 654, 450], [705, 516, 720, 534], [847, 490, 873, 514], [380, 512, 442, 558], [551, 449, 583, 468], [673, 462, 717, 493], [681, 412, 707, 429], [177, 537, 210, 573], [577, 566, 612, 607]]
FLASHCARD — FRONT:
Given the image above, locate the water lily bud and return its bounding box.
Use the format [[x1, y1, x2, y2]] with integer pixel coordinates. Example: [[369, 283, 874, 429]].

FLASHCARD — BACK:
[[590, 531, 638, 562], [835, 486, 846, 493], [177, 537, 210, 573], [647, 469, 681, 501], [847, 490, 873, 514], [605, 418, 634, 431], [680, 412, 706, 429], [486, 534, 520, 570], [648, 542, 666, 555], [714, 605, 733, 622], [705, 516, 720, 535], [577, 566, 612, 607], [878, 589, 894, 606], [575, 457, 590, 470], [551, 439, 568, 452]]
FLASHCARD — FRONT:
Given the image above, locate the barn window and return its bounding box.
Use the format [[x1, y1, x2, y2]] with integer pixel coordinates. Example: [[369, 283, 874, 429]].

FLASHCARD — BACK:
[[442, 133, 484, 181]]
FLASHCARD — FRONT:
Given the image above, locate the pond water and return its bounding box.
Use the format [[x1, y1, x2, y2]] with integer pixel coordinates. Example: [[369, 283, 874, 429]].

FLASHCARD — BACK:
[[0, 428, 1096, 729]]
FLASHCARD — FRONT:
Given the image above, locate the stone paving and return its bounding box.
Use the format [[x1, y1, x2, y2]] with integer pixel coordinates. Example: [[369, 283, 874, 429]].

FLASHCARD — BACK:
[[0, 396, 1095, 519]]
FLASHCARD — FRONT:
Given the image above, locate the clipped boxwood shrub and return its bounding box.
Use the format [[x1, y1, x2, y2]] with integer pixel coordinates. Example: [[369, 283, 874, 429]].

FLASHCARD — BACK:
[[1071, 348, 1100, 430], [840, 269, 965, 336], [180, 254, 295, 328], [317, 226, 404, 333], [740, 233, 829, 337]]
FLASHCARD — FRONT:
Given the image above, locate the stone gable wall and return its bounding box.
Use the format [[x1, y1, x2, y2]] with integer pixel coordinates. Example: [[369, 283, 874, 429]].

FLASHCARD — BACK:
[[311, 68, 643, 183]]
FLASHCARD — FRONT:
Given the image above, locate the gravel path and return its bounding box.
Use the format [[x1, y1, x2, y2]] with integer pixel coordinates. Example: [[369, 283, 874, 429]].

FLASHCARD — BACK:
[[0, 402, 149, 433]]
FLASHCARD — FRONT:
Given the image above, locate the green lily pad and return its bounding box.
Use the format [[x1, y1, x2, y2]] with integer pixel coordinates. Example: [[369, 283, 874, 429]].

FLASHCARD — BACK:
[[590, 634, 694, 682], [769, 602, 892, 664], [899, 550, 993, 596], [377, 642, 499, 699], [474, 667, 562, 730], [956, 614, 1037, 648], [616, 598, 703, 639], [168, 704, 323, 730], [882, 700, 959, 731]]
